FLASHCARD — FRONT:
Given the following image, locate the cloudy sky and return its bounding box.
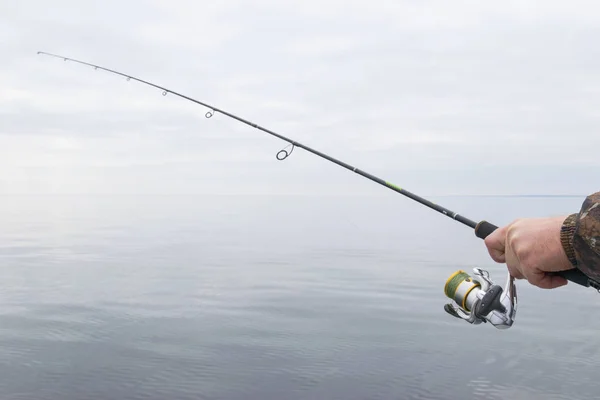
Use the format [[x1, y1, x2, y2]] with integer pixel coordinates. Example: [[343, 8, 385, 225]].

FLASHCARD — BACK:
[[2, 0, 599, 196]]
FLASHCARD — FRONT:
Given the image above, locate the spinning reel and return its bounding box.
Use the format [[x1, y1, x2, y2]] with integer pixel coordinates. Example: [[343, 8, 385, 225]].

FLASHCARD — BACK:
[[444, 268, 517, 329]]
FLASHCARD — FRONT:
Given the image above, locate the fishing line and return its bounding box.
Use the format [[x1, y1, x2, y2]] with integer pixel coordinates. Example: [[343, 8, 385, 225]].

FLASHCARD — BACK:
[[36, 50, 598, 291]]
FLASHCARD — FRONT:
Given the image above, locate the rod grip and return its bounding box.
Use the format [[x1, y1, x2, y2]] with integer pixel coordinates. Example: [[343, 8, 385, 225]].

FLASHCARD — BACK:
[[474, 220, 592, 288], [558, 269, 592, 287], [474, 220, 498, 239]]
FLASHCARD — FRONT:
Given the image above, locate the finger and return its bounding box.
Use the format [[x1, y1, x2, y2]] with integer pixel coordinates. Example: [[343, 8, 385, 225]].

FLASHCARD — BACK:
[[484, 227, 508, 263], [505, 246, 525, 279], [507, 263, 525, 280], [487, 247, 506, 263], [531, 270, 568, 289]]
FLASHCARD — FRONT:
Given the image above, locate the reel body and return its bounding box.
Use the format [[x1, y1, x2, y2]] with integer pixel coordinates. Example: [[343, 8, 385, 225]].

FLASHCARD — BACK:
[[444, 268, 517, 329]]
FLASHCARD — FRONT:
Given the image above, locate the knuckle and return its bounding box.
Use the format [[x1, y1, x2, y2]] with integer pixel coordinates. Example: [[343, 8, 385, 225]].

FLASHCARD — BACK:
[[506, 225, 519, 250], [506, 224, 531, 264], [509, 218, 523, 227]]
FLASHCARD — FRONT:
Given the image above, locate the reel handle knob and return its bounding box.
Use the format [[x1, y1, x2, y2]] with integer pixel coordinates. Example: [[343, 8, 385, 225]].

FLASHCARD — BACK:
[[474, 220, 593, 288]]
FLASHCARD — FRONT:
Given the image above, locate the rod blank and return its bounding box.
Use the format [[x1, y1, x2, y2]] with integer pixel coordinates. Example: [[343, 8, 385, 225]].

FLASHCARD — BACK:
[[37, 50, 598, 290]]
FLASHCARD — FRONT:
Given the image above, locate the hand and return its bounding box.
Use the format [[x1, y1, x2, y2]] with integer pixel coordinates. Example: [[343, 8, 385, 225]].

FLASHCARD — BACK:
[[484, 216, 575, 289]]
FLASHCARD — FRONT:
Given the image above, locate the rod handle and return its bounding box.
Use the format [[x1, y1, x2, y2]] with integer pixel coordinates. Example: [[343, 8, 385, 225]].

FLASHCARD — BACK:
[[474, 220, 593, 288]]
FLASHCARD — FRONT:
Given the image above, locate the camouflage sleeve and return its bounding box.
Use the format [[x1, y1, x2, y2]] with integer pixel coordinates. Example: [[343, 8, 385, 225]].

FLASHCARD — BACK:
[[560, 192, 600, 281]]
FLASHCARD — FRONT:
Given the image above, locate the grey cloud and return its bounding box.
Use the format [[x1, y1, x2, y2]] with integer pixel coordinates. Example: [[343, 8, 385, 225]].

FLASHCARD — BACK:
[[2, 1, 599, 195]]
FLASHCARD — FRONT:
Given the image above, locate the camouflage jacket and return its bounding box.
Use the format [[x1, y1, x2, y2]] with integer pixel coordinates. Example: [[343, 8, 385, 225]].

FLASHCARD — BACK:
[[561, 192, 600, 282]]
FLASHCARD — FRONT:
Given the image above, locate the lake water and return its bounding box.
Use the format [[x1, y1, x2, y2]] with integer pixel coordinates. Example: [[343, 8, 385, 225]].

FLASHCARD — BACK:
[[1, 193, 599, 399]]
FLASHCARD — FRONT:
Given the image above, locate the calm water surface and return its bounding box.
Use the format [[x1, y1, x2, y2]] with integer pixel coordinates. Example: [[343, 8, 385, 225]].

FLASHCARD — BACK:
[[1, 194, 599, 399]]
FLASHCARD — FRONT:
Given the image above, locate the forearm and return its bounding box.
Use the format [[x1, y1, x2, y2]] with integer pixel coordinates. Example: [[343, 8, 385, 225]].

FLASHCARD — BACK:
[[561, 192, 600, 280]]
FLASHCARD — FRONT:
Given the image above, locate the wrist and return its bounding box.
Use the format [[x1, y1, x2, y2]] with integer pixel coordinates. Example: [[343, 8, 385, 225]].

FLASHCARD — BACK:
[[560, 213, 578, 266]]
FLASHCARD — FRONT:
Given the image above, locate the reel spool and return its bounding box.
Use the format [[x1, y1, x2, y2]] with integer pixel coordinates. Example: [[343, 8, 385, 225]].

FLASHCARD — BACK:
[[443, 267, 517, 329]]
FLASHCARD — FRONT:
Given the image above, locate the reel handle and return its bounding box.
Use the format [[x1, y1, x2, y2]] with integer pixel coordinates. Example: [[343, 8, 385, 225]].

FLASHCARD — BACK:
[[474, 220, 593, 288]]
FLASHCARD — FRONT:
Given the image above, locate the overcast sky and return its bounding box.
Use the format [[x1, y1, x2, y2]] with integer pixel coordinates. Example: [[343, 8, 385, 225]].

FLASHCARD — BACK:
[[1, 0, 599, 196]]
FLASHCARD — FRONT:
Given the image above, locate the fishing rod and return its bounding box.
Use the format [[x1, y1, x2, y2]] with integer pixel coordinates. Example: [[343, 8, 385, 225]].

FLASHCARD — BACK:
[[37, 51, 599, 328]]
